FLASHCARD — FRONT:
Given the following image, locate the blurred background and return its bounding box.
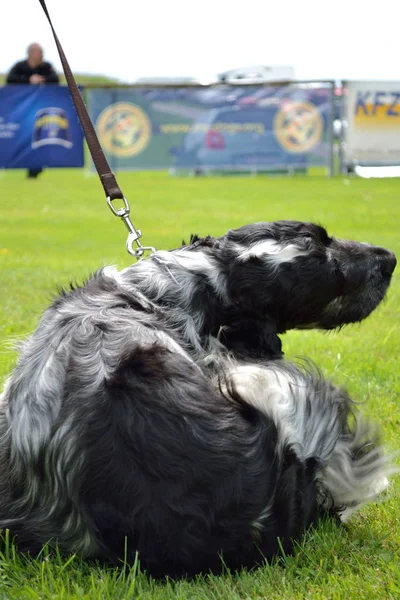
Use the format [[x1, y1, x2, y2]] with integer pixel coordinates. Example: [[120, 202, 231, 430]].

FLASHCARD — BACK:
[[0, 0, 399, 177]]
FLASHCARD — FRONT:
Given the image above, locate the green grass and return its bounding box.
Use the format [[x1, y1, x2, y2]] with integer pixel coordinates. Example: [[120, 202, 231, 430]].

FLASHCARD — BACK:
[[0, 169, 399, 599]]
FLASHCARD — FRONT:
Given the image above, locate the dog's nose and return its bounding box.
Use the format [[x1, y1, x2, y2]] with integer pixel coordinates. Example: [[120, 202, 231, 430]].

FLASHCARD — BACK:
[[380, 250, 397, 277]]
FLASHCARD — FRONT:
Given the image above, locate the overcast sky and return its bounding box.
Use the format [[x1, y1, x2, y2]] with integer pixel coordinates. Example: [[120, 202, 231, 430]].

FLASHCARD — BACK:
[[1, 0, 399, 83]]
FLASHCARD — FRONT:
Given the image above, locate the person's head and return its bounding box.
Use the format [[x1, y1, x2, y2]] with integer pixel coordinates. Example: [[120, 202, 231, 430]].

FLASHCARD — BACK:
[[27, 43, 43, 67]]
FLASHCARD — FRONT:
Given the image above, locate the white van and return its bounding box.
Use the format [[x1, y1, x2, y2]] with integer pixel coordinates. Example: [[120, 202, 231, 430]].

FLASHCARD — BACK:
[[217, 65, 295, 84]]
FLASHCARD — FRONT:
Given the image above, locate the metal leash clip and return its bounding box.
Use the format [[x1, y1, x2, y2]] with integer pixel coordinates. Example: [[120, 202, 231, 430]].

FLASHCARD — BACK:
[[107, 196, 156, 260]]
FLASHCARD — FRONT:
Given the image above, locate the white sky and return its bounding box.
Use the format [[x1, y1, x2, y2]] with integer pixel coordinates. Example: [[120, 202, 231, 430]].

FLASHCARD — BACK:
[[1, 0, 399, 83]]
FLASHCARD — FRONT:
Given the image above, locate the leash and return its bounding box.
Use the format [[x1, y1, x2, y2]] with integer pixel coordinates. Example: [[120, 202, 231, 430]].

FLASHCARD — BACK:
[[37, 0, 155, 259]]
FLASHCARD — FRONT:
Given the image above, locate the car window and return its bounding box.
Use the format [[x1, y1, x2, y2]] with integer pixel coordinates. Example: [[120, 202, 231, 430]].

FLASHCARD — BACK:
[[211, 109, 272, 126]]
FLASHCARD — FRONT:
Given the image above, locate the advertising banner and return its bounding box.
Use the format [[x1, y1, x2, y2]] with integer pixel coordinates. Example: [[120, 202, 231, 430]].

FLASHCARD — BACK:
[[86, 84, 333, 172], [343, 81, 400, 166], [0, 85, 84, 169]]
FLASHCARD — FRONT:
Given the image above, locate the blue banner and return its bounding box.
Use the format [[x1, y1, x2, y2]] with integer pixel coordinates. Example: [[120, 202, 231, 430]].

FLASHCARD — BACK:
[[0, 85, 84, 168], [87, 84, 333, 172]]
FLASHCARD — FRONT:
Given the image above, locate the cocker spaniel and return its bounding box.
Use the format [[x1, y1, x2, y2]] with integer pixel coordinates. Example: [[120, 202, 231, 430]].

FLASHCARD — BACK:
[[0, 220, 396, 577]]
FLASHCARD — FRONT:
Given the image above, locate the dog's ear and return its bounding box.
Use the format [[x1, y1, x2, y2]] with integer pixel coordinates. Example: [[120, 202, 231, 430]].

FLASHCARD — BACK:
[[219, 317, 283, 360]]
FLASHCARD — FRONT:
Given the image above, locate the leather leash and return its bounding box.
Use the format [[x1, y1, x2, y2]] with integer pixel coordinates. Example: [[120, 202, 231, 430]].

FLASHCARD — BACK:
[[37, 0, 155, 259]]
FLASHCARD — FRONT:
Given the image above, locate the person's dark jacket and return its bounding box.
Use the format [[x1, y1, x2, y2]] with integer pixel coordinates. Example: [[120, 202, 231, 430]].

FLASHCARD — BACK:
[[6, 60, 59, 84]]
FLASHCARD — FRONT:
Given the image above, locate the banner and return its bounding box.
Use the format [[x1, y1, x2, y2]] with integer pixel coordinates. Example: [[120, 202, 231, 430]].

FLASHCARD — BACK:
[[343, 81, 400, 166], [86, 84, 334, 172], [0, 85, 84, 168]]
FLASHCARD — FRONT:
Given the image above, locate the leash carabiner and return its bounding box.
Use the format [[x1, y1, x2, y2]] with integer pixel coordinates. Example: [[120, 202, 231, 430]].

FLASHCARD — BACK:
[[107, 196, 156, 260]]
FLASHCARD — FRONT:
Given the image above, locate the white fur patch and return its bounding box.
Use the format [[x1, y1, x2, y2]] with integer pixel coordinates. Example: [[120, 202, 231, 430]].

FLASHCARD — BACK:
[[239, 240, 309, 264], [221, 364, 299, 447], [103, 265, 124, 285], [171, 250, 213, 272], [147, 249, 228, 303]]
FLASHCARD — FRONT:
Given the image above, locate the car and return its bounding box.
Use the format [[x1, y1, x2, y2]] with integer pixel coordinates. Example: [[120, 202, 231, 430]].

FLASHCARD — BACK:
[[171, 104, 326, 172]]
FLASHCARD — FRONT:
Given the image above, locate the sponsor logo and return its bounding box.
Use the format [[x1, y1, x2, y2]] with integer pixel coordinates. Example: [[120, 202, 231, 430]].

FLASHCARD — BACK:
[[274, 101, 322, 153], [32, 107, 72, 149], [354, 91, 400, 127], [97, 102, 151, 157]]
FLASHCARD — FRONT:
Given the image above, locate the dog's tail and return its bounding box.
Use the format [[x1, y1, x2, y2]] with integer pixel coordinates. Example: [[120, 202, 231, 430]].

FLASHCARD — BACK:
[[318, 413, 397, 520], [214, 357, 397, 519]]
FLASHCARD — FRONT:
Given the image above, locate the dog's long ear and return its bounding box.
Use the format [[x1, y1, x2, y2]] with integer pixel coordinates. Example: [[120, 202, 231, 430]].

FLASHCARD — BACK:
[[219, 317, 283, 360]]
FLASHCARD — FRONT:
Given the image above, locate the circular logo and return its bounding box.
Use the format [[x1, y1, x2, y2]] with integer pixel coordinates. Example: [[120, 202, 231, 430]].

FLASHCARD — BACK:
[[97, 102, 151, 157], [274, 101, 323, 153]]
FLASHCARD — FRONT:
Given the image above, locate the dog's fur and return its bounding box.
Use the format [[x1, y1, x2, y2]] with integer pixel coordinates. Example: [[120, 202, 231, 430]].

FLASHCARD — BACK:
[[0, 220, 396, 577]]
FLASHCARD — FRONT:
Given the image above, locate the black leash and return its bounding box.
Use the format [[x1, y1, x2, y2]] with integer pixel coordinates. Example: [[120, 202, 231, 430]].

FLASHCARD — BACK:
[[37, 0, 155, 258]]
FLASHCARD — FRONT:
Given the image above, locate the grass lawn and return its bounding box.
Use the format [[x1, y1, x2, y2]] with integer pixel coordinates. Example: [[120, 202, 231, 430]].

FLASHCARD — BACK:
[[0, 169, 399, 599]]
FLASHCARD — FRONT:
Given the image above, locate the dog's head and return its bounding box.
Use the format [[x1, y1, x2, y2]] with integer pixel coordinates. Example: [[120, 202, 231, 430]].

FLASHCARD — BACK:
[[215, 220, 396, 332], [185, 221, 395, 357]]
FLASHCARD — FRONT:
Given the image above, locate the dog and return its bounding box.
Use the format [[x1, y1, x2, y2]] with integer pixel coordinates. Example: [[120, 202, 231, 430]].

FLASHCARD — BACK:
[[0, 220, 396, 577]]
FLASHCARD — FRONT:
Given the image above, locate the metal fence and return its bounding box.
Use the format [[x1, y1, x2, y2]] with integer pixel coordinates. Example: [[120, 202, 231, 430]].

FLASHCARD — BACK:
[[2, 79, 399, 174], [84, 81, 335, 175]]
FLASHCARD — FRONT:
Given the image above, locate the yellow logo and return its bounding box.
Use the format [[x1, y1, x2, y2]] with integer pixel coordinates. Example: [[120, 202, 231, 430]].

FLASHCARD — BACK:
[[97, 102, 151, 157], [274, 101, 322, 153]]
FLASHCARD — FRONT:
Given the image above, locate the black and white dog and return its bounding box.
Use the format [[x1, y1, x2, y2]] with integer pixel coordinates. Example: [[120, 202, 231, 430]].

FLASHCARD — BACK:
[[0, 220, 397, 577]]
